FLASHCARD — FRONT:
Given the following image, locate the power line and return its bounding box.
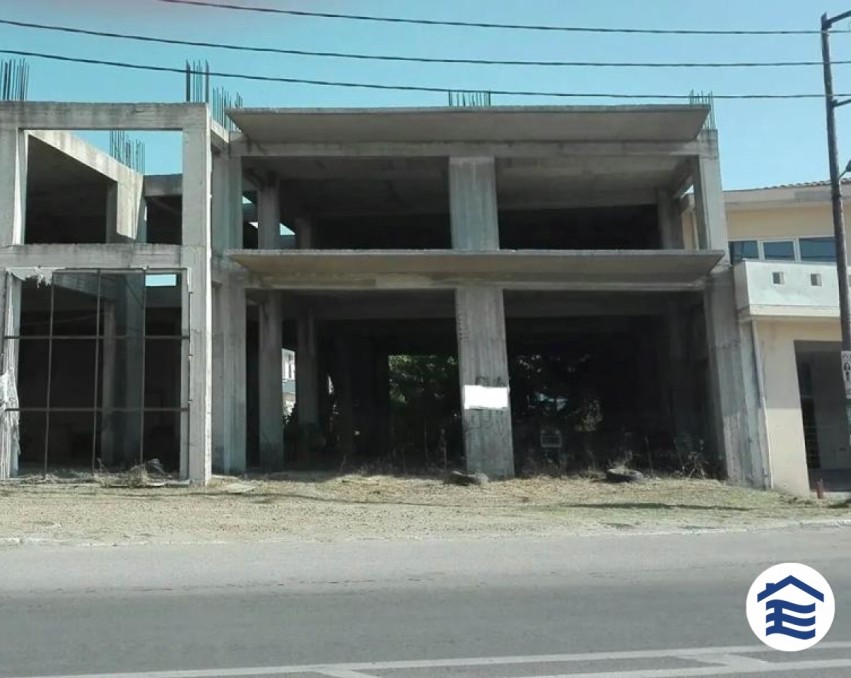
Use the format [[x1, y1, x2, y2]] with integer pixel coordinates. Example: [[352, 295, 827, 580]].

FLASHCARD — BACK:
[[1, 48, 847, 100], [0, 18, 846, 69], [156, 0, 851, 36]]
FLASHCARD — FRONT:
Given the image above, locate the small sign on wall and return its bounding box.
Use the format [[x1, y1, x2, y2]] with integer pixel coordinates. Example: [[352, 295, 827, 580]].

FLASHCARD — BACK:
[[463, 385, 509, 411], [842, 351, 851, 399]]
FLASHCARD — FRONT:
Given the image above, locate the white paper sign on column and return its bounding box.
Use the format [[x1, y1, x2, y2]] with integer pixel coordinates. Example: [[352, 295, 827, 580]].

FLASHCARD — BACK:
[[463, 385, 509, 410]]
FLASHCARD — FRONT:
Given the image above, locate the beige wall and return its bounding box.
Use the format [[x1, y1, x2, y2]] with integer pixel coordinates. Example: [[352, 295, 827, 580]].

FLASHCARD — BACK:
[[681, 199, 851, 252], [755, 318, 842, 496], [727, 204, 837, 242]]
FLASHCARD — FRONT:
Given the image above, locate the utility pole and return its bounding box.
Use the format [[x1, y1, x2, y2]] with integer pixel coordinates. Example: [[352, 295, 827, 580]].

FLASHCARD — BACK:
[[821, 10, 851, 443]]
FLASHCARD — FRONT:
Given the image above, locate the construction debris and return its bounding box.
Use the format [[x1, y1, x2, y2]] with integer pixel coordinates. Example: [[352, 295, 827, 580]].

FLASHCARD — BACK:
[[446, 471, 489, 487], [606, 468, 645, 484]]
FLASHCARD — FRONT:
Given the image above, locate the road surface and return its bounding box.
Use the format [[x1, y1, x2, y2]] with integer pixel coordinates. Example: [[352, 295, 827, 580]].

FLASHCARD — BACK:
[[0, 527, 849, 677]]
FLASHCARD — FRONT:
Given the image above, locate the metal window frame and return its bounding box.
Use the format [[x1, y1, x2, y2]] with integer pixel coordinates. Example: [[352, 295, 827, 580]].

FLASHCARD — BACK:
[[3, 268, 188, 476]]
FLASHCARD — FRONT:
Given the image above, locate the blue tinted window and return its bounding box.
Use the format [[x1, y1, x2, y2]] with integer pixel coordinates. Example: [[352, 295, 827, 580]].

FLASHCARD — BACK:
[[763, 240, 795, 261], [729, 240, 759, 263], [800, 237, 836, 262]]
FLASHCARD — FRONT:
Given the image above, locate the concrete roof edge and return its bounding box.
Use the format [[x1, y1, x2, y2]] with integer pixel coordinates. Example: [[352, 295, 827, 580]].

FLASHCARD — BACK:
[[227, 104, 710, 115]]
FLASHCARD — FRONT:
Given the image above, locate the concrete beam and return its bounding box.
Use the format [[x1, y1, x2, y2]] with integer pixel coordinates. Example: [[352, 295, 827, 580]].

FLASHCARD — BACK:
[[29, 131, 139, 183], [301, 189, 659, 219], [229, 249, 722, 292], [0, 102, 208, 131], [277, 294, 673, 320], [210, 120, 229, 152], [0, 244, 182, 270], [144, 174, 182, 198], [230, 139, 705, 159]]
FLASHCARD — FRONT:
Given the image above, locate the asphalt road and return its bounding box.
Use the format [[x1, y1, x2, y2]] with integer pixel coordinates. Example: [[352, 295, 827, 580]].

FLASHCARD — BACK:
[[0, 527, 850, 678]]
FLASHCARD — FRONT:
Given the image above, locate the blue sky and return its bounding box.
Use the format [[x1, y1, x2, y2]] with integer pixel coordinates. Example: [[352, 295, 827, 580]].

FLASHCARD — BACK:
[[3, 0, 851, 188]]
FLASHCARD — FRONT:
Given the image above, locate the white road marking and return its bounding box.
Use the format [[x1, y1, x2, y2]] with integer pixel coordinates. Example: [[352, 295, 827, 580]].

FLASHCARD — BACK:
[[683, 652, 770, 668], [511, 658, 851, 678], [319, 670, 378, 678], [10, 642, 851, 678]]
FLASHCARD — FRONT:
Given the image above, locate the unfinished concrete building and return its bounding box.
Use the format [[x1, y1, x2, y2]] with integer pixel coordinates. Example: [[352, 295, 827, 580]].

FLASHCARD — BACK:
[[0, 102, 763, 487]]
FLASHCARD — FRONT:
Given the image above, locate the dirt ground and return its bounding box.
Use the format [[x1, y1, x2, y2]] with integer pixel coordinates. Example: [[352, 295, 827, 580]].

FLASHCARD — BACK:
[[1, 473, 849, 545]]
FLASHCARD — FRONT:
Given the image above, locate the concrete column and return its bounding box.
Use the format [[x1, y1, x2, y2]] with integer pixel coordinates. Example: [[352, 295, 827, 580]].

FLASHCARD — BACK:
[[333, 336, 355, 460], [663, 300, 696, 445], [99, 280, 144, 468], [212, 283, 226, 471], [256, 184, 284, 470], [703, 285, 750, 486], [212, 152, 242, 253], [449, 156, 513, 477], [450, 157, 499, 250], [691, 133, 729, 258], [258, 294, 283, 470], [0, 126, 26, 478], [0, 125, 27, 245], [212, 151, 246, 475], [692, 133, 760, 486], [349, 336, 374, 458], [295, 216, 313, 249], [373, 349, 391, 461], [657, 189, 684, 250], [317, 348, 332, 432], [258, 182, 281, 251], [456, 287, 513, 477], [296, 306, 320, 463], [0, 273, 21, 479], [99, 302, 117, 466], [105, 173, 145, 244], [180, 116, 213, 484], [223, 278, 247, 474], [739, 320, 769, 489]]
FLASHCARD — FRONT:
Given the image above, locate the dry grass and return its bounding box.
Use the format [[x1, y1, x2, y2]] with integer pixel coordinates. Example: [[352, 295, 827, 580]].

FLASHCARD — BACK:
[[0, 473, 848, 545]]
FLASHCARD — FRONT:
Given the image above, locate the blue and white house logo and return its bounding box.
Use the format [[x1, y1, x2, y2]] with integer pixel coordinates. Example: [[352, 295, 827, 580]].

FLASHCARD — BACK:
[[746, 563, 835, 651]]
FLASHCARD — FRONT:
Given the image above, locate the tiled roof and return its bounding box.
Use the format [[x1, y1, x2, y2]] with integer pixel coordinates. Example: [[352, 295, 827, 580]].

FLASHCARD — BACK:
[[743, 179, 850, 191]]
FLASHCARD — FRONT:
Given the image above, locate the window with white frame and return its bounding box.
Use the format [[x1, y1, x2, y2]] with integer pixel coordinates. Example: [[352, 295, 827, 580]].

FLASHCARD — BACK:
[[729, 236, 837, 264]]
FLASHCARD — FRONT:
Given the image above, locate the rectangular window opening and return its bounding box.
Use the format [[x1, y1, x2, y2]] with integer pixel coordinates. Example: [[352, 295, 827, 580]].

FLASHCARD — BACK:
[[729, 240, 759, 263], [9, 269, 186, 476], [763, 240, 796, 261], [800, 237, 837, 263]]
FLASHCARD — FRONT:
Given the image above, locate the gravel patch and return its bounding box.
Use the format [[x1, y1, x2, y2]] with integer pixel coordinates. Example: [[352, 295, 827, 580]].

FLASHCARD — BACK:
[[0, 474, 848, 545]]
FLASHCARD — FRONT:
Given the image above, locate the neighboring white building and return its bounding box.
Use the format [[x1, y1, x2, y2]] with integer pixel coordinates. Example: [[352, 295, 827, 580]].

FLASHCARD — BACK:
[[685, 181, 851, 495]]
